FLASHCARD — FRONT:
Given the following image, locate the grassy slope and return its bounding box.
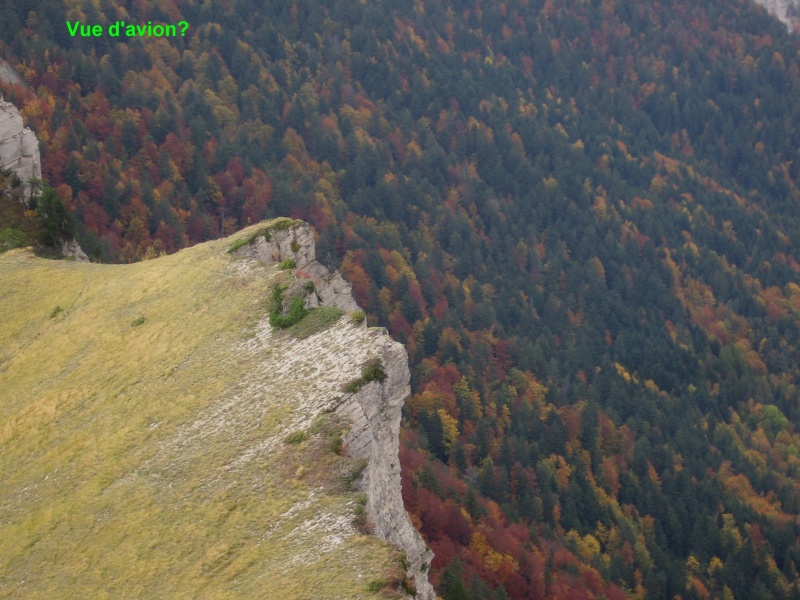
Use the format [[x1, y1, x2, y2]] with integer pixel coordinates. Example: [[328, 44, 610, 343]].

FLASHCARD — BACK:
[[0, 222, 397, 599]]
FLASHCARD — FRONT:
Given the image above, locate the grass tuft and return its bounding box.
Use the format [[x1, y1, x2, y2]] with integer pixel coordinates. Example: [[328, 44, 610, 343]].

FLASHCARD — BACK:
[[131, 315, 146, 326], [228, 228, 271, 253], [49, 306, 63, 318], [270, 217, 296, 231], [343, 358, 387, 394], [284, 430, 309, 444], [278, 258, 296, 270], [366, 579, 388, 592]]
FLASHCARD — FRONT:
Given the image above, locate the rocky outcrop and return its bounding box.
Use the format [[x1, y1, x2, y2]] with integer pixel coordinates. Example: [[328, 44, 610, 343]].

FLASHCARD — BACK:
[[237, 220, 360, 312], [0, 99, 41, 198], [749, 0, 800, 29], [233, 220, 435, 599], [335, 338, 436, 600], [245, 219, 317, 268], [0, 97, 88, 261], [0, 57, 24, 86], [61, 239, 89, 263]]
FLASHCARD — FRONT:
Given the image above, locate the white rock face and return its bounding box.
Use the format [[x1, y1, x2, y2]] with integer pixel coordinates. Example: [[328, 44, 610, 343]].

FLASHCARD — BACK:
[[246, 220, 317, 269], [0, 100, 41, 198], [234, 221, 435, 599], [0, 57, 24, 86], [239, 221, 361, 312], [0, 97, 87, 261], [750, 0, 800, 29], [335, 337, 436, 600], [61, 239, 89, 263]]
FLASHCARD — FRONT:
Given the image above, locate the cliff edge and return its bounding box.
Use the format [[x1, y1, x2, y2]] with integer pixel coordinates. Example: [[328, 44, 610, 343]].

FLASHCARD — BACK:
[[0, 219, 433, 599], [233, 220, 435, 599]]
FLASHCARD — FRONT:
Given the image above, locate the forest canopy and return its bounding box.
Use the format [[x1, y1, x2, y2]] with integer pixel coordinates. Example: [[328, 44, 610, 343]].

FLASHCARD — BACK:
[[2, 0, 800, 596]]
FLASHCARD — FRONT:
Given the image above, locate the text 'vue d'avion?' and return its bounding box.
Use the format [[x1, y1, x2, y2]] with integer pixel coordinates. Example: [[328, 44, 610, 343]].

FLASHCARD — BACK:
[[65, 21, 190, 38]]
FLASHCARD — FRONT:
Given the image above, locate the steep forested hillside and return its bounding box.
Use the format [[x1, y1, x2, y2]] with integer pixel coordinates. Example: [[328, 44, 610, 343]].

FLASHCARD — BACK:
[[2, 0, 800, 596]]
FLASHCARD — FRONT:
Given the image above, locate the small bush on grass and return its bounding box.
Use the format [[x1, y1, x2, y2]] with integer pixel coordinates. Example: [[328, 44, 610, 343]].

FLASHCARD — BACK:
[[0, 228, 26, 252], [343, 379, 361, 394], [284, 430, 308, 444], [362, 359, 387, 384], [331, 433, 344, 455], [269, 297, 307, 328], [268, 284, 308, 328], [50, 306, 63, 318], [131, 316, 146, 326], [343, 358, 387, 393], [365, 579, 387, 593]]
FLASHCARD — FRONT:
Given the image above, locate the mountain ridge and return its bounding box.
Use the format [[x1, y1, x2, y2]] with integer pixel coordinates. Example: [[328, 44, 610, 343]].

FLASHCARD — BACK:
[[0, 219, 432, 599], [3, 0, 800, 596]]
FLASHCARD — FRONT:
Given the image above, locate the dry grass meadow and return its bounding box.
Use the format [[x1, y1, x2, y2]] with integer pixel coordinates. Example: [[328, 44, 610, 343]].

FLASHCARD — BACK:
[[0, 222, 402, 599]]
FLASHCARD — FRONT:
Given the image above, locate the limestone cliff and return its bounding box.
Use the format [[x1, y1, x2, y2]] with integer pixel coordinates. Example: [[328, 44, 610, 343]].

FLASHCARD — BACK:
[[0, 96, 88, 261], [234, 220, 361, 312], [0, 98, 41, 198], [0, 57, 25, 87], [335, 340, 436, 599], [234, 220, 436, 599]]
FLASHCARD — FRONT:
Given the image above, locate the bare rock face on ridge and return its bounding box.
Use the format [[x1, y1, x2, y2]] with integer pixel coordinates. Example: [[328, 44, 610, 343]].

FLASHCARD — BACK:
[[334, 335, 436, 599], [0, 99, 41, 199], [0, 57, 25, 87], [0, 96, 88, 262], [237, 219, 361, 313], [233, 220, 436, 599], [754, 0, 800, 29]]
